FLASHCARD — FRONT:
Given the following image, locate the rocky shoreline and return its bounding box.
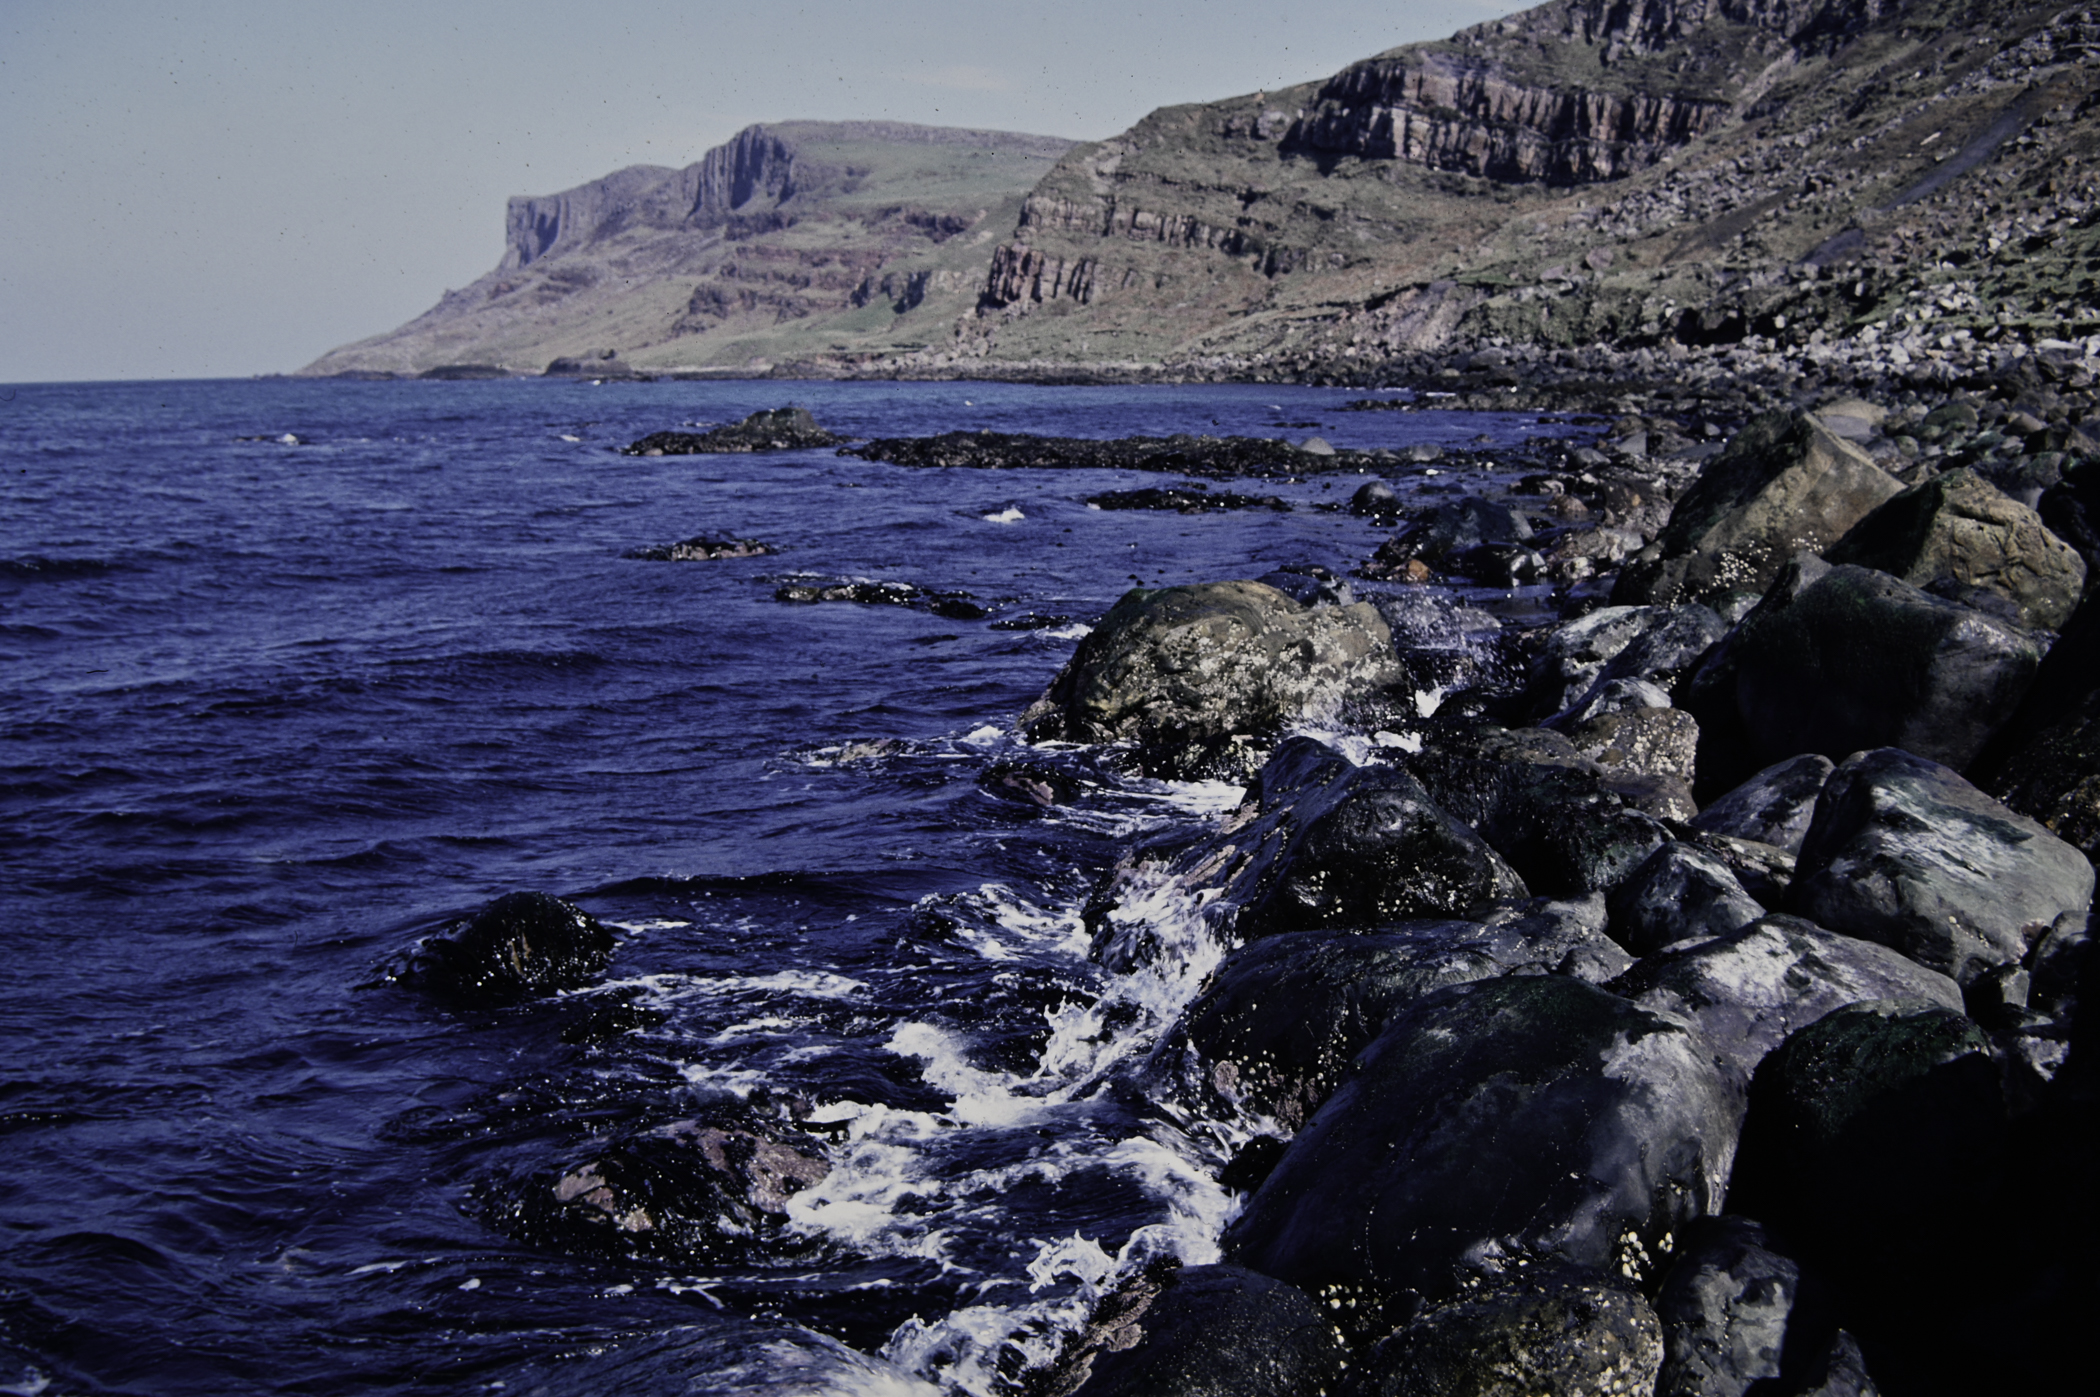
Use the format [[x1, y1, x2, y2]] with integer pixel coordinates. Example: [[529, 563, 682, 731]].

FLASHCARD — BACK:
[[430, 394, 2095, 1396]]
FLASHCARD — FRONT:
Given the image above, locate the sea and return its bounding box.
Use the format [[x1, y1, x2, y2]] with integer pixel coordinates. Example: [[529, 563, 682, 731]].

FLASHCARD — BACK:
[[0, 378, 1585, 1396]]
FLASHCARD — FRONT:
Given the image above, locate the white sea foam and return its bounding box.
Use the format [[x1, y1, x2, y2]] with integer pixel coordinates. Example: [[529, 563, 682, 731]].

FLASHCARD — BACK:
[[981, 507, 1025, 523]]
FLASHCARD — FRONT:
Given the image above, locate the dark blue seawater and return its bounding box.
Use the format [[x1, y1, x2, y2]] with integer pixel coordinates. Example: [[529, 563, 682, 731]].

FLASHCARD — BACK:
[[0, 378, 1578, 1396]]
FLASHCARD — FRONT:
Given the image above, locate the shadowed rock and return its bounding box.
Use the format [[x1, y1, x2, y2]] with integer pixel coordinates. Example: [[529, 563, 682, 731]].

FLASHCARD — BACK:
[[624, 407, 842, 454], [411, 891, 615, 1007], [1690, 754, 1833, 854], [1356, 1269, 1663, 1397]]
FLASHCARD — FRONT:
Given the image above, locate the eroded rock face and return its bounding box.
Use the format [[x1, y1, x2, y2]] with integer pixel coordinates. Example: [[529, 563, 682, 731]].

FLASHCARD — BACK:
[[1224, 977, 1738, 1308], [1613, 412, 1902, 611], [1356, 1269, 1664, 1397], [1823, 467, 2087, 631], [1788, 749, 2095, 985], [1609, 914, 1965, 1084], [1018, 582, 1401, 779], [1702, 557, 2044, 775], [1038, 1263, 1347, 1397], [411, 891, 615, 1007]]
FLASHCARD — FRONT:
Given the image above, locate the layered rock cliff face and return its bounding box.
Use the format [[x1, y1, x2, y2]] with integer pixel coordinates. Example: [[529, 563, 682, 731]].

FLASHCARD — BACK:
[[302, 121, 1070, 376], [955, 0, 2100, 381]]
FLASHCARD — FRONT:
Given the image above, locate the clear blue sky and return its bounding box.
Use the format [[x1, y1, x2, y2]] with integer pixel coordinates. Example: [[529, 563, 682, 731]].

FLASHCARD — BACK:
[[0, 1, 1522, 382]]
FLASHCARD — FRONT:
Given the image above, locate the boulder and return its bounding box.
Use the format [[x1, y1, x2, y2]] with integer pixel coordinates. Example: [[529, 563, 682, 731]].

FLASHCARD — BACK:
[[1168, 897, 1628, 1129], [1525, 605, 1663, 716], [1224, 977, 1739, 1309], [1605, 843, 1767, 956], [1371, 590, 1517, 703], [1613, 411, 1903, 610], [1976, 590, 2100, 861], [1552, 604, 1730, 720], [1356, 1270, 1663, 1397], [1822, 467, 2087, 630], [1789, 749, 2095, 985], [1252, 563, 1351, 608], [1681, 831, 1796, 909], [1038, 1263, 1348, 1397], [622, 407, 841, 454], [1608, 915, 1964, 1084], [1407, 728, 1673, 895], [1689, 754, 1833, 854], [1653, 1216, 1874, 1397], [1692, 557, 2043, 777], [507, 1107, 830, 1265], [1017, 581, 1401, 779], [1564, 705, 1700, 786], [411, 891, 614, 1006], [623, 535, 776, 561], [1558, 676, 1674, 727], [1364, 497, 1538, 582], [2036, 455, 2100, 574], [1351, 479, 1403, 517]]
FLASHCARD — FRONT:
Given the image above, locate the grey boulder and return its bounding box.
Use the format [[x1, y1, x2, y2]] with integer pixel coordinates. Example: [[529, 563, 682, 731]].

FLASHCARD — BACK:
[[1689, 754, 1834, 854], [1605, 842, 1768, 956], [1356, 1270, 1663, 1397], [1654, 1216, 1876, 1397], [1789, 748, 2095, 985]]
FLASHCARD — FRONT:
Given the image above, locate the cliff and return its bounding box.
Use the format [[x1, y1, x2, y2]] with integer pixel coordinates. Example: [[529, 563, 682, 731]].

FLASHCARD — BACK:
[[301, 121, 1072, 376], [953, 0, 2099, 382]]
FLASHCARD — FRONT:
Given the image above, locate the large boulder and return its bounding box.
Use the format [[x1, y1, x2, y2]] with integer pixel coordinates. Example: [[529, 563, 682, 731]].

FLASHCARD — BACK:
[[1407, 728, 1673, 895], [1788, 749, 2095, 985], [1605, 842, 1767, 955], [1976, 590, 2100, 861], [1613, 411, 1903, 610], [1037, 1263, 1348, 1397], [1688, 556, 2043, 779], [1224, 977, 1739, 1312], [1363, 496, 1536, 581], [1822, 467, 2086, 631], [1689, 754, 1834, 854], [1608, 914, 1965, 1084], [411, 891, 615, 1006], [1355, 1270, 1663, 1397], [1018, 581, 1400, 778], [1653, 1216, 1875, 1397], [1167, 897, 1629, 1129]]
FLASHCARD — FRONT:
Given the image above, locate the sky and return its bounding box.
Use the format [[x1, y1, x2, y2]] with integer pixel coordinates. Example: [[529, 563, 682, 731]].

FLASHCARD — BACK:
[[0, 1, 1524, 382]]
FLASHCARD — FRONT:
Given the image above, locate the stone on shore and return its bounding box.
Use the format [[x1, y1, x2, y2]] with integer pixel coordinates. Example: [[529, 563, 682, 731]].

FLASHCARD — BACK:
[[1224, 977, 1738, 1309], [1356, 1270, 1663, 1397], [1822, 467, 2086, 631], [1613, 411, 1902, 611], [1788, 748, 2095, 985], [1017, 582, 1401, 779], [1689, 754, 1834, 854], [1041, 1263, 1348, 1397], [1608, 914, 1965, 1084], [412, 891, 615, 1006], [1653, 1216, 1875, 1397], [1690, 557, 2043, 778], [1605, 842, 1767, 955]]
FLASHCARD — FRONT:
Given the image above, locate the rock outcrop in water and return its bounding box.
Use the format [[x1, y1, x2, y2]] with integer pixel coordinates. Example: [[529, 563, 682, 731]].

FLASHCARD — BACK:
[[624, 407, 843, 454], [410, 891, 615, 1007]]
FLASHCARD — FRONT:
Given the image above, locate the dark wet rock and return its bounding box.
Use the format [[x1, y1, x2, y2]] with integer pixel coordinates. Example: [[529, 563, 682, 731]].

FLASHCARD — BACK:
[[1680, 831, 1796, 910], [844, 430, 1383, 479], [1362, 496, 1534, 580], [1368, 590, 1517, 703], [1613, 411, 1903, 611], [1689, 754, 1833, 854], [1550, 605, 1731, 723], [989, 610, 1075, 631], [1526, 604, 1686, 718], [2029, 911, 2093, 1025], [624, 535, 776, 561], [1976, 590, 2100, 861], [1652, 1216, 1872, 1397], [1017, 582, 1400, 780], [1035, 1262, 1347, 1397], [1564, 705, 1699, 786], [1822, 467, 2086, 631], [774, 577, 988, 620], [1085, 485, 1290, 513], [1407, 727, 1673, 896], [1606, 843, 1766, 956], [1609, 915, 1964, 1085], [623, 407, 840, 454], [1351, 479, 1402, 518], [504, 1105, 830, 1265], [1728, 1000, 2005, 1393], [1689, 557, 2043, 781], [411, 891, 614, 1007], [1356, 1269, 1662, 1397], [1559, 676, 1673, 727], [553, 988, 670, 1045], [978, 760, 1085, 809], [1165, 897, 1623, 1129], [1224, 977, 1738, 1311], [1253, 563, 1352, 608], [1788, 748, 2095, 986], [2036, 456, 2100, 574]]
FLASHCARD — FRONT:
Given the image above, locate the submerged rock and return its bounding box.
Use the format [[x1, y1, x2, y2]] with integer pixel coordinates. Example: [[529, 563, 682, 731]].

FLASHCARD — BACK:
[[1038, 1263, 1347, 1397], [1224, 976, 1738, 1310], [1085, 485, 1289, 513], [1822, 467, 2086, 631], [1613, 410, 1902, 611], [1788, 748, 2095, 985], [624, 535, 776, 561], [411, 891, 614, 1007], [1017, 582, 1400, 779], [623, 407, 841, 454], [1357, 1269, 1663, 1397], [774, 577, 988, 619], [1977, 591, 2100, 861]]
